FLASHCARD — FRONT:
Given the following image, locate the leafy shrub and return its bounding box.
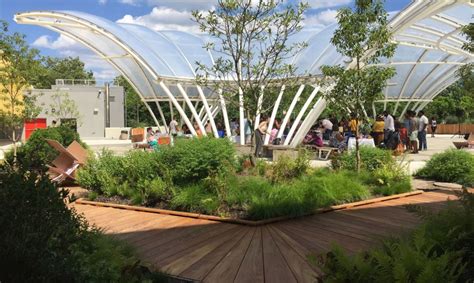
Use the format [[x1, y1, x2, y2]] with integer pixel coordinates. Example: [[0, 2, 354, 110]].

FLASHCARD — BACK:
[[158, 137, 236, 185], [332, 147, 394, 172], [318, 190, 474, 282], [170, 184, 220, 215], [361, 162, 412, 196], [5, 125, 86, 171], [0, 167, 162, 282], [269, 149, 310, 183], [77, 150, 171, 205], [416, 149, 474, 187]]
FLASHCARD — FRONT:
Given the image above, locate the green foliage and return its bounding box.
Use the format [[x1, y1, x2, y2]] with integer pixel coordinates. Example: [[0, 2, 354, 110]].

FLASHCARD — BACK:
[[269, 149, 310, 183], [332, 146, 394, 172], [0, 20, 43, 159], [362, 162, 412, 196], [158, 137, 236, 185], [0, 167, 161, 282], [114, 75, 155, 127], [33, 56, 94, 89], [193, 0, 308, 118], [318, 190, 474, 282], [77, 150, 172, 206], [5, 125, 85, 171], [205, 169, 369, 220], [170, 184, 220, 215], [321, 0, 396, 171], [416, 149, 474, 187]]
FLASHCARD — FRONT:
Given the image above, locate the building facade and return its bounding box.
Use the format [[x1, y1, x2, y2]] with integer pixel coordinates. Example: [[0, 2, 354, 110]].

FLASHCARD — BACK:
[[30, 80, 125, 138]]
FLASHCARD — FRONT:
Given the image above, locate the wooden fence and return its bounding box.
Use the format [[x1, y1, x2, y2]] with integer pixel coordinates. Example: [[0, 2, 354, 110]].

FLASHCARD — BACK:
[[429, 124, 474, 134]]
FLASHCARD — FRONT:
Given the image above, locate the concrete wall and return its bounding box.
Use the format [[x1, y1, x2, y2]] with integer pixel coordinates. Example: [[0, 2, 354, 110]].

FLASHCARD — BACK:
[[30, 84, 125, 138]]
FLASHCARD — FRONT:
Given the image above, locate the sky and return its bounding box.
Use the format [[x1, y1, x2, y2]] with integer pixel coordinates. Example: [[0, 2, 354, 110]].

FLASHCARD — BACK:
[[0, 0, 411, 82]]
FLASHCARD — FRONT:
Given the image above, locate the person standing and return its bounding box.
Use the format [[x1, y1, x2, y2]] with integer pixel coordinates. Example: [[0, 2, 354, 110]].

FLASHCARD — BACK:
[[255, 116, 269, 157], [169, 118, 178, 137], [418, 111, 429, 151], [372, 115, 385, 146], [430, 117, 437, 137], [408, 111, 419, 154], [383, 110, 395, 143]]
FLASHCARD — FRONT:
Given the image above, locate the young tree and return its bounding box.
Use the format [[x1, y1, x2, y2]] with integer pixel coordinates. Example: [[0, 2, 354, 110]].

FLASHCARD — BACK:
[[192, 0, 309, 136], [47, 91, 81, 125], [321, 0, 396, 172], [0, 21, 43, 162]]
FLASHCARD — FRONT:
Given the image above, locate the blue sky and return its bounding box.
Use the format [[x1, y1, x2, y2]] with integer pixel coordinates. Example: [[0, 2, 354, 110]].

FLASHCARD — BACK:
[[0, 0, 411, 81]]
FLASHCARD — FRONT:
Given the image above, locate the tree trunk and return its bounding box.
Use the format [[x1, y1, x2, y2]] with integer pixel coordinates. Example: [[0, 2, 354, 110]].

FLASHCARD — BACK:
[[12, 128, 17, 165], [355, 126, 361, 173]]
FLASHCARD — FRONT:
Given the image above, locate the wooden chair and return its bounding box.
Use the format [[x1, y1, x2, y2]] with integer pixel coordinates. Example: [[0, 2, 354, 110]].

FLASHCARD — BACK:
[[46, 139, 88, 184]]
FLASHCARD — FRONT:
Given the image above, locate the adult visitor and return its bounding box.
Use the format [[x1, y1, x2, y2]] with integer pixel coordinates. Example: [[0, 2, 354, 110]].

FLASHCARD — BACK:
[[146, 127, 158, 150], [430, 116, 437, 137], [169, 118, 178, 137], [194, 122, 203, 137], [321, 118, 333, 140], [408, 111, 419, 154], [383, 110, 395, 143], [348, 113, 359, 137], [418, 110, 429, 151], [255, 116, 269, 157], [269, 119, 281, 145], [372, 115, 385, 145]]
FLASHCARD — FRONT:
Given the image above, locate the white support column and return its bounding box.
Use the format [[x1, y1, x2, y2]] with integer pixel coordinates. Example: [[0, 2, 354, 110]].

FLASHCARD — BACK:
[[372, 102, 377, 119], [239, 87, 245, 145], [159, 81, 197, 136], [201, 104, 216, 125], [290, 97, 327, 147], [177, 83, 206, 136], [254, 86, 265, 130], [197, 85, 219, 138], [264, 85, 285, 145], [277, 84, 305, 139], [169, 100, 174, 120], [218, 89, 232, 137], [156, 102, 168, 133], [180, 100, 186, 127], [284, 85, 320, 145]]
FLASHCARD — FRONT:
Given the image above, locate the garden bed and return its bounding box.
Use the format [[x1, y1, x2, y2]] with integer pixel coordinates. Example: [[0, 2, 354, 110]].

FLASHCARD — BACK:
[[75, 190, 423, 226], [77, 138, 413, 221]]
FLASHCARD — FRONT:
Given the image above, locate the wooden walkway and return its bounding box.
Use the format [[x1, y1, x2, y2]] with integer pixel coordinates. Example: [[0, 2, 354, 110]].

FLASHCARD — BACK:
[[72, 190, 458, 283]]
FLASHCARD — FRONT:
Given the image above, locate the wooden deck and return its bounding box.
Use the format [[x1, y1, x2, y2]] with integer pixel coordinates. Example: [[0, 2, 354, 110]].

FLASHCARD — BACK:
[[72, 190, 458, 283]]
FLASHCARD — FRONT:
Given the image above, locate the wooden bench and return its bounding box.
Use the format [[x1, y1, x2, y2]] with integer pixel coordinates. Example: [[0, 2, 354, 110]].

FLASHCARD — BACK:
[[304, 145, 334, 160]]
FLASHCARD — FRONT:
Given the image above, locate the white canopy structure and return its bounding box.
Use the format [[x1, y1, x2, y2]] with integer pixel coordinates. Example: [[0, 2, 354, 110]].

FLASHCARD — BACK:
[[14, 0, 473, 147]]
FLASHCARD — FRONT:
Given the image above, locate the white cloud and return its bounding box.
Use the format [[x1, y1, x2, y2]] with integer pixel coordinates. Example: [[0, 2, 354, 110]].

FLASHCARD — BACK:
[[98, 0, 107, 5], [119, 0, 140, 5], [32, 34, 80, 50], [306, 0, 351, 9], [32, 34, 118, 81], [117, 7, 201, 33], [304, 9, 338, 30]]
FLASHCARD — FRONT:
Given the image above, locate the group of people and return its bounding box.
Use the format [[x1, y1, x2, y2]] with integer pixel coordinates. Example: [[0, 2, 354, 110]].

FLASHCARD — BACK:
[[298, 110, 437, 155]]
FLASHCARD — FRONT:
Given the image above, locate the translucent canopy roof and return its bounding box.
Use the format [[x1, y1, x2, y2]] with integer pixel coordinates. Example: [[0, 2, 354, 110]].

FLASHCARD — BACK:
[[14, 0, 473, 108]]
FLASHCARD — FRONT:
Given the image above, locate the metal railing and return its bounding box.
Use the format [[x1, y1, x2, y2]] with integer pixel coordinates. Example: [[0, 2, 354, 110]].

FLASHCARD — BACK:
[[55, 79, 119, 86]]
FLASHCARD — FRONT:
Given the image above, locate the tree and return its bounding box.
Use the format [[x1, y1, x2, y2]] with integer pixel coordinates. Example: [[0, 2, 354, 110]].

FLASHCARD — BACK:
[[321, 0, 396, 172], [47, 91, 82, 125], [114, 75, 155, 127], [0, 21, 43, 162], [192, 0, 309, 133], [33, 56, 94, 89]]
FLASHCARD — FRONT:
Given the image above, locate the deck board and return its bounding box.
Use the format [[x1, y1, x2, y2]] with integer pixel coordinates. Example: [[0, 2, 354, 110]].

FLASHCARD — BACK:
[[72, 190, 456, 282]]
